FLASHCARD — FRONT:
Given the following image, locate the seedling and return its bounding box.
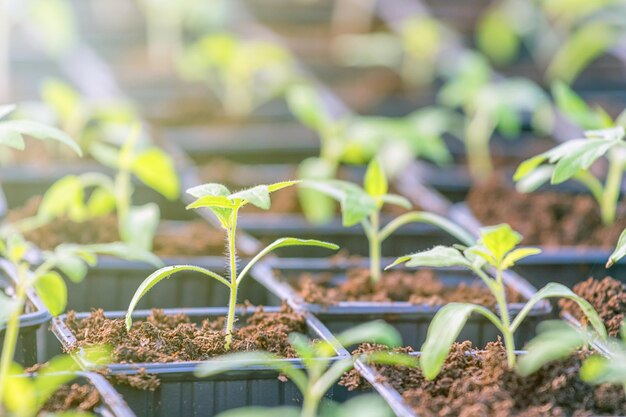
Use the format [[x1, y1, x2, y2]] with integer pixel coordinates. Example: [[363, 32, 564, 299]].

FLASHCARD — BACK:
[[518, 320, 625, 392], [195, 321, 416, 417], [288, 84, 460, 224], [125, 181, 339, 349], [438, 52, 553, 179], [476, 0, 624, 84], [514, 84, 626, 226], [0, 104, 81, 158], [333, 16, 450, 89], [177, 33, 296, 116], [12, 124, 180, 251], [0, 232, 161, 404], [302, 158, 475, 282], [387, 224, 605, 378]]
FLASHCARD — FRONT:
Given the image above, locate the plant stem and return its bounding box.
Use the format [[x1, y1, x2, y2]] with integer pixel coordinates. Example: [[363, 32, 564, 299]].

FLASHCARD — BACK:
[[601, 149, 624, 226], [301, 393, 320, 417], [224, 209, 239, 350], [369, 211, 381, 283], [466, 108, 495, 180], [495, 268, 516, 368], [0, 265, 27, 404]]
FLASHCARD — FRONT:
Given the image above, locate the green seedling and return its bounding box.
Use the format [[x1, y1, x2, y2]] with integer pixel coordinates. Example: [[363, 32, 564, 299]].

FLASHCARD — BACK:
[[518, 319, 626, 392], [177, 33, 296, 117], [12, 124, 180, 252], [514, 84, 626, 226], [288, 84, 460, 224], [0, 104, 81, 157], [438, 52, 553, 179], [0, 232, 160, 404], [302, 159, 475, 282], [333, 16, 449, 89], [195, 321, 416, 417], [125, 181, 339, 350], [388, 224, 605, 378], [477, 0, 625, 84]]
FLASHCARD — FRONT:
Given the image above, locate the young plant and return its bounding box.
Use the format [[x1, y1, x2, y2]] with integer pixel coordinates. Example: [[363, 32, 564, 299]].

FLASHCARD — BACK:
[[301, 159, 475, 282], [125, 181, 339, 350], [438, 52, 553, 179], [195, 321, 416, 417], [12, 124, 180, 251], [387, 223, 606, 378], [333, 16, 451, 89], [517, 319, 626, 393], [0, 104, 81, 158], [514, 85, 626, 226], [288, 84, 460, 224], [177, 33, 296, 117], [0, 232, 161, 403]]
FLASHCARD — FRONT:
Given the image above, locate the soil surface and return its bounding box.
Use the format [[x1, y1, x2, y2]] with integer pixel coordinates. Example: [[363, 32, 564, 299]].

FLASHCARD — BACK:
[[341, 341, 626, 417], [6, 196, 225, 257], [39, 383, 101, 415], [64, 305, 306, 363], [294, 268, 523, 308], [467, 175, 626, 247], [560, 276, 626, 337]]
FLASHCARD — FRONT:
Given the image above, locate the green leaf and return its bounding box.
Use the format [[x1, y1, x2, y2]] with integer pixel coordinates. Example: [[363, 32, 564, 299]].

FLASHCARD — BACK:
[[607, 228, 626, 268], [580, 355, 621, 385], [362, 351, 419, 368], [332, 394, 395, 417], [286, 84, 329, 131], [550, 139, 617, 184], [121, 203, 160, 251], [517, 320, 584, 376], [336, 320, 402, 348], [514, 154, 548, 182], [379, 194, 411, 209], [132, 148, 180, 200], [34, 271, 67, 316], [515, 165, 553, 193], [194, 351, 308, 393], [86, 187, 116, 218], [501, 247, 541, 269], [301, 180, 377, 227], [0, 120, 82, 156], [478, 224, 522, 266], [236, 238, 338, 285], [34, 354, 80, 404], [79, 242, 162, 267], [421, 303, 501, 380], [2, 363, 36, 417], [386, 246, 471, 270], [476, 6, 519, 65], [52, 252, 88, 283], [364, 159, 388, 198], [187, 183, 231, 198], [215, 407, 301, 417], [511, 283, 607, 339], [552, 81, 602, 130], [41, 79, 81, 125], [0, 128, 25, 150], [126, 265, 228, 330], [37, 175, 84, 221]]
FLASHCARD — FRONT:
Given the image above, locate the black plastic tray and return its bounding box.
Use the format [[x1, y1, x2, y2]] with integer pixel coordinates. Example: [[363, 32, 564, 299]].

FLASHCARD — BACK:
[[0, 260, 51, 366], [52, 306, 348, 417], [449, 203, 626, 289], [252, 257, 551, 349]]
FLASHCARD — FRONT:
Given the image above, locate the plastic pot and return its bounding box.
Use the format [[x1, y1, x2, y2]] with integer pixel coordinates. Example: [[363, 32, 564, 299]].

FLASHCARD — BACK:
[[252, 257, 551, 349], [52, 306, 348, 417], [0, 260, 51, 366]]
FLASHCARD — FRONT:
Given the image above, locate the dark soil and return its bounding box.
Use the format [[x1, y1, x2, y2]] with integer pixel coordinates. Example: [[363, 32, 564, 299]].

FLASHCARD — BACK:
[[64, 305, 306, 363], [341, 341, 626, 417], [39, 383, 101, 415], [467, 175, 626, 247], [294, 268, 523, 308], [560, 276, 626, 337], [6, 196, 225, 257]]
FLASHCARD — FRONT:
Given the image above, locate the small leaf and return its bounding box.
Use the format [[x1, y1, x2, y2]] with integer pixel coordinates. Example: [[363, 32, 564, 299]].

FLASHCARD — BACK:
[[580, 355, 612, 384], [476, 6, 519, 65], [81, 242, 162, 267], [501, 247, 541, 269], [132, 148, 180, 200], [126, 265, 228, 330], [0, 120, 82, 156], [336, 320, 402, 348], [551, 139, 617, 184], [478, 224, 522, 266], [53, 252, 88, 283], [421, 303, 498, 380], [286, 84, 329, 130], [552, 81, 601, 130], [215, 407, 301, 417], [514, 154, 548, 181], [388, 246, 471, 270], [607, 228, 626, 268], [364, 159, 388, 198], [515, 165, 554, 193], [298, 157, 338, 225], [187, 183, 231, 198], [380, 194, 412, 209], [34, 271, 67, 316]]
